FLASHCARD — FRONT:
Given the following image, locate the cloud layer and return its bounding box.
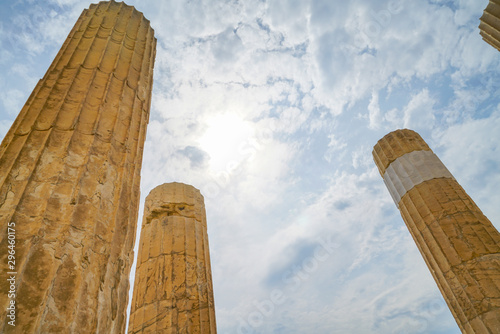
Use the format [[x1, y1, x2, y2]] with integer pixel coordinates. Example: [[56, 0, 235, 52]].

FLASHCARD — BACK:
[[1, 0, 499, 333]]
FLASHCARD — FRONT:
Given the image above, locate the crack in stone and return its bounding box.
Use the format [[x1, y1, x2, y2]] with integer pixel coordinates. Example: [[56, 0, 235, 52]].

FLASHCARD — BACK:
[[145, 203, 196, 224]]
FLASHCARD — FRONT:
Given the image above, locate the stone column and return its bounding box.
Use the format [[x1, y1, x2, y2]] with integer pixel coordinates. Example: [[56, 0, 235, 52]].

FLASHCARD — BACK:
[[479, 0, 500, 51], [373, 129, 500, 333], [0, 1, 156, 333], [128, 182, 217, 333]]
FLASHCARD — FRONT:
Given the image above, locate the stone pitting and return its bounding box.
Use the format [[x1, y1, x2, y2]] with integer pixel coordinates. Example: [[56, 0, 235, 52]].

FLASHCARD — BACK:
[[0, 1, 156, 333], [479, 0, 500, 52], [374, 129, 500, 334], [128, 182, 217, 333]]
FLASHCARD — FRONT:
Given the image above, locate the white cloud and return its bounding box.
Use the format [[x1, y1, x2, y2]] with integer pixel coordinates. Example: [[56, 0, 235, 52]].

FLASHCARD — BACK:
[[1, 1, 499, 333], [0, 89, 25, 116], [267, 0, 310, 45], [368, 90, 382, 129], [402, 88, 436, 130]]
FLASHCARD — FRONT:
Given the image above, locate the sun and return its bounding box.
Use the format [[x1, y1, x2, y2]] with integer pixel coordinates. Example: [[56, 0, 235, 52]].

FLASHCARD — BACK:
[[198, 113, 254, 171]]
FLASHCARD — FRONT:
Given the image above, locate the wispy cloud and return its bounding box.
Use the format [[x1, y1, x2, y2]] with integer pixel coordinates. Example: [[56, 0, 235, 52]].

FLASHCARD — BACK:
[[1, 0, 499, 333]]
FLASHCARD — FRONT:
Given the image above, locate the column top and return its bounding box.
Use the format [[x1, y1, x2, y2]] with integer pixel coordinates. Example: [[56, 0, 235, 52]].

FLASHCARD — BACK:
[[144, 182, 206, 223], [88, 1, 155, 32], [372, 129, 431, 176]]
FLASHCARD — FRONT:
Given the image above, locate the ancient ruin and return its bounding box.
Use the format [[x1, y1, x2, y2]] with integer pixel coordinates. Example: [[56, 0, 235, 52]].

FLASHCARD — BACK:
[[479, 0, 500, 51], [128, 182, 217, 333], [2, 0, 500, 333], [373, 129, 500, 333], [0, 1, 155, 332]]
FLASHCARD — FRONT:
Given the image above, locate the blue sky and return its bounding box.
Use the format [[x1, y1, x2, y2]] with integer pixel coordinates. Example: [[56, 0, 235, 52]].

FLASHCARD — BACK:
[[1, 0, 500, 333]]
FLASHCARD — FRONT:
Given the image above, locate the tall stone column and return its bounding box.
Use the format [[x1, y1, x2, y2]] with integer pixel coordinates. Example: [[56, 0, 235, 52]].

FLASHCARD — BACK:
[[0, 1, 156, 333], [128, 182, 217, 333], [373, 129, 500, 333], [479, 0, 500, 52]]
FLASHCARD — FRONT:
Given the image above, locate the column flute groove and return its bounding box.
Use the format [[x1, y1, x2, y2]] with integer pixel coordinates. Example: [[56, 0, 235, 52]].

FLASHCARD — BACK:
[[128, 182, 217, 333], [479, 0, 500, 51], [373, 129, 500, 333], [0, 2, 156, 333]]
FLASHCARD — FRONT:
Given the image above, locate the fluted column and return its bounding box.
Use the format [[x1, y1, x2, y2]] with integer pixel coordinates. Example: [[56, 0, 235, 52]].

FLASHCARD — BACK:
[[0, 1, 156, 333], [373, 129, 500, 333], [128, 182, 217, 333], [479, 0, 500, 51]]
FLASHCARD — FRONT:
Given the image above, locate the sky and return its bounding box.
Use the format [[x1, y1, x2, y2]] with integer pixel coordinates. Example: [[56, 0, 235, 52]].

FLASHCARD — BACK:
[[1, 0, 500, 333]]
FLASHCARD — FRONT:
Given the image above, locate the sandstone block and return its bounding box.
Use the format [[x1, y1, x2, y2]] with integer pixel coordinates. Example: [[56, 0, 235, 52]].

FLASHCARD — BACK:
[[128, 183, 217, 334], [0, 2, 156, 332], [373, 129, 500, 333]]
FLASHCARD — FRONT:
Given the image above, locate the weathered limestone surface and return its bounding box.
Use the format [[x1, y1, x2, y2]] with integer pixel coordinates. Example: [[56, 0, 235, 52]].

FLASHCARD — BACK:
[[128, 182, 217, 334], [0, 1, 156, 333], [479, 0, 500, 51], [373, 129, 500, 334]]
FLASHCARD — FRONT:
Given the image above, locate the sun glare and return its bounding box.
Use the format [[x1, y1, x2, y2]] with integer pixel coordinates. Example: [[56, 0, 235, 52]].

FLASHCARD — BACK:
[[198, 114, 254, 171]]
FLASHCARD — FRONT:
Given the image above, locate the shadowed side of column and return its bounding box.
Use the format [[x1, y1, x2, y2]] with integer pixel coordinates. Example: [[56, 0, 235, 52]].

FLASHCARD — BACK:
[[479, 0, 500, 52]]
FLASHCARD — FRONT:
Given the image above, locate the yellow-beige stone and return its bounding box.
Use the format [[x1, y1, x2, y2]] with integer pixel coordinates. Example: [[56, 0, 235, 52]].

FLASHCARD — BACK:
[[128, 182, 217, 333], [479, 0, 500, 52], [0, 1, 156, 332], [373, 129, 500, 334]]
